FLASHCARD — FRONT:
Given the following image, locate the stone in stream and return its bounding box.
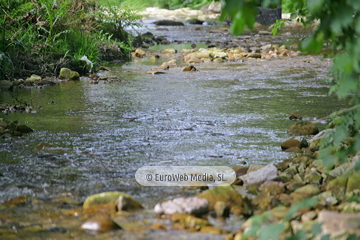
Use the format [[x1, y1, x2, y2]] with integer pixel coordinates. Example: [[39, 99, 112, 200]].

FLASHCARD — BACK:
[[288, 122, 319, 135], [152, 20, 184, 26], [83, 191, 143, 211], [154, 197, 209, 216], [16, 124, 34, 134], [281, 139, 301, 151], [80, 215, 121, 232], [181, 65, 197, 72], [59, 68, 80, 80]]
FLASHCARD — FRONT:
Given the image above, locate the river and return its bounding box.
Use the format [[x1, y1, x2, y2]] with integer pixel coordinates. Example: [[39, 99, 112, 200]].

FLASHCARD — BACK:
[[0, 13, 348, 239]]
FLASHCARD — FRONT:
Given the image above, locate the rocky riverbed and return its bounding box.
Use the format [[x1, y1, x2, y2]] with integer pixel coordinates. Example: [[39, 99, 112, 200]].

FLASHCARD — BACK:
[[1, 6, 359, 240]]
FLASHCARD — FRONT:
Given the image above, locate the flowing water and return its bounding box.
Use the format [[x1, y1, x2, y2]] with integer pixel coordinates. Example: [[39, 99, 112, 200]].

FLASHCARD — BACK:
[[0, 17, 349, 239]]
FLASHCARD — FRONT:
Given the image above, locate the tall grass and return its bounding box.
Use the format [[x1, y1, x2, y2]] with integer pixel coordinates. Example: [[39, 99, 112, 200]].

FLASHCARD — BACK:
[[0, 0, 141, 79]]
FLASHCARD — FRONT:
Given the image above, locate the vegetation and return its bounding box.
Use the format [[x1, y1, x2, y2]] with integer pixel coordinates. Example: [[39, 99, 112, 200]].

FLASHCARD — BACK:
[[110, 0, 213, 10], [0, 0, 142, 80], [221, 0, 360, 238]]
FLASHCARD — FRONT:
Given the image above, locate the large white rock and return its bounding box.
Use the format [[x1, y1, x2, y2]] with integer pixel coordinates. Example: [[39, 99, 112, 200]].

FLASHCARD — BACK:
[[239, 164, 278, 185], [154, 197, 209, 215], [318, 210, 360, 237]]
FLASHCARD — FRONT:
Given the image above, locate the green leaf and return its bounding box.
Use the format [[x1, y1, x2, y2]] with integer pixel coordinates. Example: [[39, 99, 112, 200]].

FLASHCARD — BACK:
[[346, 0, 360, 10], [330, 6, 354, 35], [262, 0, 281, 8], [311, 222, 323, 237], [286, 230, 307, 240], [307, 0, 325, 14], [259, 222, 286, 240], [284, 197, 318, 220], [300, 33, 324, 53]]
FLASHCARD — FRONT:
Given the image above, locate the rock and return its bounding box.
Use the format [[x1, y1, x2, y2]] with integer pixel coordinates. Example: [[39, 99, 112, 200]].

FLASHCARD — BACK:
[[232, 166, 248, 177], [161, 48, 177, 54], [134, 48, 146, 58], [247, 164, 266, 173], [284, 147, 303, 153], [288, 122, 319, 135], [59, 68, 80, 80], [260, 181, 285, 195], [252, 192, 272, 209], [289, 111, 302, 120], [83, 203, 117, 215], [326, 175, 348, 198], [0, 80, 13, 90], [199, 226, 228, 234], [26, 74, 42, 83], [83, 192, 142, 210], [293, 184, 321, 196], [152, 20, 184, 26], [80, 215, 121, 232], [281, 139, 301, 151], [301, 211, 317, 222], [147, 70, 167, 75], [116, 195, 143, 211], [186, 19, 204, 25], [153, 62, 170, 70], [154, 197, 209, 216], [304, 172, 322, 184], [318, 210, 360, 238], [16, 124, 33, 133], [208, 1, 222, 13], [239, 164, 278, 185], [197, 185, 246, 215], [247, 53, 262, 58], [214, 201, 230, 218], [181, 65, 197, 72], [346, 172, 360, 194], [329, 162, 354, 178]]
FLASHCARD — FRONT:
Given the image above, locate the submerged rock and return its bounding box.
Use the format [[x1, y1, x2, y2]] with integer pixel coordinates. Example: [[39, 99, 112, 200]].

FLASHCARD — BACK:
[[80, 215, 121, 232], [181, 65, 197, 72], [154, 197, 209, 216], [152, 20, 184, 26]]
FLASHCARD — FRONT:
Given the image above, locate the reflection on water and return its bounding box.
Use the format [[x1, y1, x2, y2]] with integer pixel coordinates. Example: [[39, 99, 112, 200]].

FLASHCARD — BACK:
[[0, 55, 347, 206]]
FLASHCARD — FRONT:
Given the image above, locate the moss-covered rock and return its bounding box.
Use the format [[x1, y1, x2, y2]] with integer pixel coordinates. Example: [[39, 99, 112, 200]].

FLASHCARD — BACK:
[[16, 124, 33, 133], [59, 68, 80, 80], [288, 122, 319, 135], [83, 192, 143, 210], [346, 172, 360, 194], [326, 175, 349, 198], [197, 185, 246, 215]]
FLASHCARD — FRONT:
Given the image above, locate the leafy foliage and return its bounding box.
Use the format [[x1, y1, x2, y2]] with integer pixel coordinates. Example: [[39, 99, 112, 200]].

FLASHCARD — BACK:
[[0, 0, 140, 79]]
